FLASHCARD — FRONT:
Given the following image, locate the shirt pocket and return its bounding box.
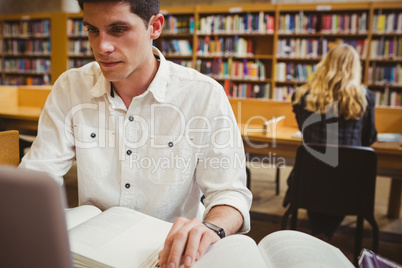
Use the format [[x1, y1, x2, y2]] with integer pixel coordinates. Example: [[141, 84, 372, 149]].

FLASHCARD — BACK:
[[140, 135, 193, 185], [74, 124, 115, 178]]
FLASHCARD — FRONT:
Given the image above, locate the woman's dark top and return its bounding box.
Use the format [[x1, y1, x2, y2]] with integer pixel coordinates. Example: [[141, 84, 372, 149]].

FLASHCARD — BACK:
[[292, 89, 377, 146]]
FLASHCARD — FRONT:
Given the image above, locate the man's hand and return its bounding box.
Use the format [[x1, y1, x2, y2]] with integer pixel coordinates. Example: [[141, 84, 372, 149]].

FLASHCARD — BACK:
[[158, 217, 220, 268]]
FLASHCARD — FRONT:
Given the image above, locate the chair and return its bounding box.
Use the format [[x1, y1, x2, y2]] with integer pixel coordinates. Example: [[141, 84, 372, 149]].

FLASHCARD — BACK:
[[281, 144, 379, 265], [0, 130, 20, 166]]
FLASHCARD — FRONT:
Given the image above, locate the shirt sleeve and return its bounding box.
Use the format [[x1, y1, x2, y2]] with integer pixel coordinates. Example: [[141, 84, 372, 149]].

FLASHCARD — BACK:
[[194, 84, 252, 234], [361, 90, 378, 146], [19, 73, 76, 185]]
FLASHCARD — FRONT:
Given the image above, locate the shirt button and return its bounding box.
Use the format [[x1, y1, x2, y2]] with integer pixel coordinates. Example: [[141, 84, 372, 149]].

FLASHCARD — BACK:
[[129, 115, 134, 121], [90, 133, 96, 138], [168, 142, 174, 147], [125, 183, 130, 189], [127, 150, 132, 155]]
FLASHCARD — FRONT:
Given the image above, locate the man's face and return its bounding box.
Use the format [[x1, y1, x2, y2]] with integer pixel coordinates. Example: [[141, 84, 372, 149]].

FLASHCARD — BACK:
[[83, 2, 153, 82]]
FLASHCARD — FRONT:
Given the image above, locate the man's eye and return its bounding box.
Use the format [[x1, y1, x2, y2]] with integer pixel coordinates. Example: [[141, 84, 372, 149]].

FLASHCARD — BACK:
[[113, 28, 126, 33], [86, 27, 98, 33]]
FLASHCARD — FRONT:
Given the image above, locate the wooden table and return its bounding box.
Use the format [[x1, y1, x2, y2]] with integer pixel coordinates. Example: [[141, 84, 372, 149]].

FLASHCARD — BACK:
[[241, 124, 402, 219], [0, 86, 50, 132]]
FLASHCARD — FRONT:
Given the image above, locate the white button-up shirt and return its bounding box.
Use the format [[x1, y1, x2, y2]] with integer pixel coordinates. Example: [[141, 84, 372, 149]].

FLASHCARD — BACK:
[[20, 47, 252, 232]]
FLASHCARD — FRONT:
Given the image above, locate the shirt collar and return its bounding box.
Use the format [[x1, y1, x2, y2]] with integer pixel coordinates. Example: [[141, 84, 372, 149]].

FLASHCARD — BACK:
[[89, 47, 168, 103], [147, 46, 168, 103]]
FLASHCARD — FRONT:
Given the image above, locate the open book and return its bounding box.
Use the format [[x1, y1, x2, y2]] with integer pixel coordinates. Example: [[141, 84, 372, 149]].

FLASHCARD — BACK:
[[66, 206, 354, 268], [196, 230, 354, 268], [66, 205, 172, 268]]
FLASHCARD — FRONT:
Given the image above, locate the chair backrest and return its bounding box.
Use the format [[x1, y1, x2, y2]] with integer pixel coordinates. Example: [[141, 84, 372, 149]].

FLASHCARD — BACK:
[[0, 130, 20, 166], [290, 144, 377, 217]]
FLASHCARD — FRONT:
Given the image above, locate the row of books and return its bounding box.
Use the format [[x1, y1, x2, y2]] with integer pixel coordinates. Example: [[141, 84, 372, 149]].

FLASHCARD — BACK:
[[3, 58, 51, 73], [3, 39, 51, 55], [3, 74, 50, 86], [68, 59, 93, 69], [275, 62, 316, 82], [321, 13, 367, 34], [196, 36, 253, 57], [373, 88, 402, 107], [369, 37, 402, 59], [170, 59, 193, 68], [273, 86, 295, 102], [67, 19, 86, 36], [160, 39, 193, 56], [68, 40, 93, 56], [196, 58, 266, 81], [223, 81, 271, 99], [197, 12, 275, 35], [372, 13, 402, 34], [2, 19, 50, 37], [276, 38, 368, 58], [277, 12, 367, 34], [278, 13, 317, 34], [162, 15, 194, 34], [368, 64, 402, 86]]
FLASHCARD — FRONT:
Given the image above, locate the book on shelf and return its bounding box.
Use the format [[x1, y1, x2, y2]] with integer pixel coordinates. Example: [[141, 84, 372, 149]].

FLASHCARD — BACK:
[[66, 205, 354, 268], [197, 12, 274, 34], [370, 37, 402, 59], [321, 13, 367, 34], [372, 88, 402, 107], [275, 62, 315, 83], [369, 64, 402, 86], [163, 15, 194, 34], [372, 12, 402, 34], [160, 39, 192, 56], [229, 82, 270, 99], [274, 86, 294, 102]]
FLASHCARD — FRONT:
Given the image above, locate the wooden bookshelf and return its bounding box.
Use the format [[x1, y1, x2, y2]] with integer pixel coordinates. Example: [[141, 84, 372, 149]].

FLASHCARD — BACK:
[[0, 13, 52, 85], [367, 2, 402, 107], [0, 2, 401, 107], [66, 12, 94, 69], [154, 6, 196, 69]]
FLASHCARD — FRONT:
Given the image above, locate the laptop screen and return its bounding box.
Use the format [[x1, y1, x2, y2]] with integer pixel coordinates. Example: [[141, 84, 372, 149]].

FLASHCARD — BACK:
[[0, 165, 73, 268]]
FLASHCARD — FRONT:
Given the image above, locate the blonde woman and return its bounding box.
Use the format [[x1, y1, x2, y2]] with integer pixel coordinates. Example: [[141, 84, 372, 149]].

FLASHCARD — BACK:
[[284, 44, 377, 241]]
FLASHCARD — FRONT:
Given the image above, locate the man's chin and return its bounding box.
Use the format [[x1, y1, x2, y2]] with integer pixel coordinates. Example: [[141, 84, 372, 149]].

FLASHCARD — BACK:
[[100, 70, 125, 82]]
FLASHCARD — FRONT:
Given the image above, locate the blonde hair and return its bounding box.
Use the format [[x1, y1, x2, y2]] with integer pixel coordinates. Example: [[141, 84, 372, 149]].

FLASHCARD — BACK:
[[293, 43, 367, 120]]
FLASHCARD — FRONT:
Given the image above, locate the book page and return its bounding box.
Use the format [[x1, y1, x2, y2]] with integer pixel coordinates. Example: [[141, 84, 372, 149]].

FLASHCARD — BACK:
[[65, 205, 102, 230], [193, 234, 267, 268], [68, 206, 173, 268], [258, 230, 354, 268]]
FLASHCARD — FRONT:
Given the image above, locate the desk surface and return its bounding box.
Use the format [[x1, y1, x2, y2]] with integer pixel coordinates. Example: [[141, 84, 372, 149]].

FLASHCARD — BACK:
[[241, 125, 402, 168], [0, 106, 42, 121]]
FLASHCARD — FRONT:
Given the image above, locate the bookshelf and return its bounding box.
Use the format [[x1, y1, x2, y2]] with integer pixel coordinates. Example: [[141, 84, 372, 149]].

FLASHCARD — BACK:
[[67, 12, 94, 69], [0, 2, 401, 107], [274, 2, 371, 101], [154, 6, 196, 69], [1, 14, 52, 85], [0, 12, 68, 86], [368, 2, 402, 107], [194, 4, 276, 99]]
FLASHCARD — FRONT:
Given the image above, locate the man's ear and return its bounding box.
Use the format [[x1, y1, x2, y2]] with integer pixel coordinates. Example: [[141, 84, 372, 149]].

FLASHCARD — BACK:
[[149, 14, 164, 40]]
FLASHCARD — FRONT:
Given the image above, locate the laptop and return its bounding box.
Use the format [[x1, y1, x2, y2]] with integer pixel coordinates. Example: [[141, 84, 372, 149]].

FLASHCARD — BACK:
[[0, 165, 73, 268]]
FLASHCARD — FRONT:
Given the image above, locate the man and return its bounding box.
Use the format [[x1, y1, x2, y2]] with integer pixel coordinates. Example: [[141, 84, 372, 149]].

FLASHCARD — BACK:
[[19, 0, 252, 267]]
